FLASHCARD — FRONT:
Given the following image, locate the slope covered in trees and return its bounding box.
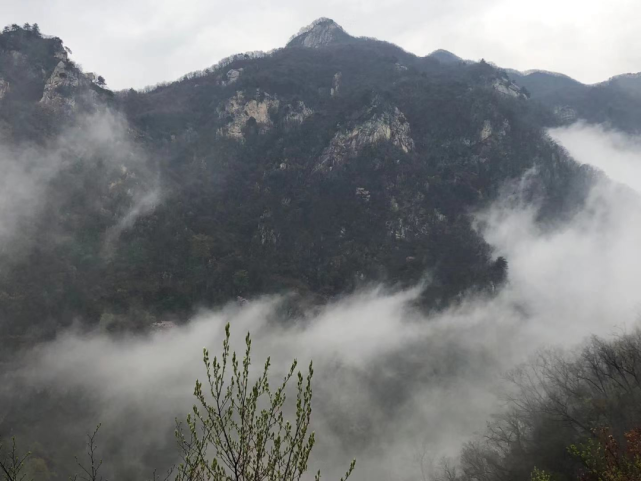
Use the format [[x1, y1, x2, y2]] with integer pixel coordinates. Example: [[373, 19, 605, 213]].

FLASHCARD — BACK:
[[0, 21, 594, 344], [507, 69, 641, 133], [436, 330, 641, 481]]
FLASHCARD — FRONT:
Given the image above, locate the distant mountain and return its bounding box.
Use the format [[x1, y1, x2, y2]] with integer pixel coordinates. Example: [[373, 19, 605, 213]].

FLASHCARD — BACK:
[[0, 19, 596, 342], [507, 67, 641, 132], [601, 72, 641, 99]]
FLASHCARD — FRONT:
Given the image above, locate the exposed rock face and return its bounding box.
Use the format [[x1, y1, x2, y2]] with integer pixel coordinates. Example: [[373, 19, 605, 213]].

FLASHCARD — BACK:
[[40, 60, 94, 109], [287, 18, 352, 48], [10, 50, 26, 64], [355, 187, 371, 202], [479, 119, 510, 142], [480, 120, 493, 141], [283, 100, 313, 127], [41, 61, 77, 107], [331, 72, 342, 97], [0, 78, 9, 101], [223, 68, 242, 86], [218, 90, 280, 139], [492, 78, 523, 98], [316, 103, 414, 172], [257, 210, 278, 245], [553, 105, 578, 123]]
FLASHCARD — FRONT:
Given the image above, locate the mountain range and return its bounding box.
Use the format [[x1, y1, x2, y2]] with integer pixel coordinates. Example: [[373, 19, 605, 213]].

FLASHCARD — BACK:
[[0, 17, 633, 343]]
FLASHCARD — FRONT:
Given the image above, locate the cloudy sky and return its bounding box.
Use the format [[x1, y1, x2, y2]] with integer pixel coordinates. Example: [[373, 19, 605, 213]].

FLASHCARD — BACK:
[[2, 0, 640, 90]]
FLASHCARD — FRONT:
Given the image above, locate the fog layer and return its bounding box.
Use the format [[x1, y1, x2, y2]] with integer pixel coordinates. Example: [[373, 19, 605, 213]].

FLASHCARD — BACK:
[[5, 122, 641, 480]]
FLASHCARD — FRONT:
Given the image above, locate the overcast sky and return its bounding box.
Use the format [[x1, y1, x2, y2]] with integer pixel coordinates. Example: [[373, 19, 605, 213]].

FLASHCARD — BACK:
[[2, 0, 640, 90]]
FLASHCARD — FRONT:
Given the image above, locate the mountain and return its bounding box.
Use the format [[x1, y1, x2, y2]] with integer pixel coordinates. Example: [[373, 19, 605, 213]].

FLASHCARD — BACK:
[[0, 20, 596, 343], [507, 68, 641, 132], [603, 72, 641, 99], [426, 49, 465, 64], [286, 17, 355, 48], [2, 18, 635, 481], [0, 24, 112, 138]]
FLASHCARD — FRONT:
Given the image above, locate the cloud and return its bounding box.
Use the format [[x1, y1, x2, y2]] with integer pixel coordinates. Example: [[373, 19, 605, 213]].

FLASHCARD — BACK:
[[3, 122, 641, 480], [549, 122, 641, 193]]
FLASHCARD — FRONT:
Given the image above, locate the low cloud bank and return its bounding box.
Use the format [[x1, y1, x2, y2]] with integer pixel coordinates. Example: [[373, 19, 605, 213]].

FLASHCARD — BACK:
[[550, 122, 641, 193]]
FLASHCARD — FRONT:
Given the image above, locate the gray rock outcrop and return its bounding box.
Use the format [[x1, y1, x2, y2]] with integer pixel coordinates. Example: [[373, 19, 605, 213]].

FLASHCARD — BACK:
[[283, 100, 313, 127], [218, 90, 280, 139], [492, 78, 524, 98], [287, 18, 352, 48], [40, 60, 96, 110], [0, 78, 9, 101], [316, 102, 414, 172]]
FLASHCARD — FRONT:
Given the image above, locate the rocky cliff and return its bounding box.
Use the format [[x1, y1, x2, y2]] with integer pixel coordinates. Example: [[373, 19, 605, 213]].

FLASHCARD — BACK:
[[316, 99, 414, 172], [0, 24, 109, 126], [287, 18, 354, 48]]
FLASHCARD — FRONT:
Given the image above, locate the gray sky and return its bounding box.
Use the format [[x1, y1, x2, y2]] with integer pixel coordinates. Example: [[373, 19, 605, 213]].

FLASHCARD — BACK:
[[2, 0, 640, 90]]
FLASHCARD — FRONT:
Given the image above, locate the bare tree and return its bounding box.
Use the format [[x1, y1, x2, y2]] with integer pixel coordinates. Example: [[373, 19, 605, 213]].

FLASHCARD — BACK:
[[72, 425, 104, 481], [0, 438, 31, 481]]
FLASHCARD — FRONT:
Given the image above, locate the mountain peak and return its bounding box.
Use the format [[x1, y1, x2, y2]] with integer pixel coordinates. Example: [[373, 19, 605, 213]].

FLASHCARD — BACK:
[[426, 49, 463, 64], [286, 18, 353, 48]]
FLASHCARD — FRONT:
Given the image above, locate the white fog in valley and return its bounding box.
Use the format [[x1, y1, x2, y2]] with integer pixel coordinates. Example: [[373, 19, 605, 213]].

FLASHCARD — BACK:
[[549, 123, 641, 193], [6, 123, 641, 479]]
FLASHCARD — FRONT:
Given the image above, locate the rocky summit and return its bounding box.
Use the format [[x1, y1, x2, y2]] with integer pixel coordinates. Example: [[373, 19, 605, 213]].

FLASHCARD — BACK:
[[287, 17, 354, 48]]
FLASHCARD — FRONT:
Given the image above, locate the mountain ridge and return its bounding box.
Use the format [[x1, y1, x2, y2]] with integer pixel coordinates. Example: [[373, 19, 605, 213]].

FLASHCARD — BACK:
[[0, 19, 612, 344], [124, 16, 641, 117]]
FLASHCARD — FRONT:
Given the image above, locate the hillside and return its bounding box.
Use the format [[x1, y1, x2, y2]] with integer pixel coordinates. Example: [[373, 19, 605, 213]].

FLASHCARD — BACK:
[[0, 20, 594, 343], [507, 68, 641, 132]]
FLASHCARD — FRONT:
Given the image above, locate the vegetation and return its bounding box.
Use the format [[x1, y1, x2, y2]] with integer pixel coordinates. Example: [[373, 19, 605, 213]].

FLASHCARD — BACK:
[[0, 438, 31, 481], [7, 328, 641, 481], [508, 70, 641, 134], [0, 324, 355, 481], [0, 22, 594, 345], [570, 428, 641, 481], [175, 323, 355, 481], [438, 330, 641, 481]]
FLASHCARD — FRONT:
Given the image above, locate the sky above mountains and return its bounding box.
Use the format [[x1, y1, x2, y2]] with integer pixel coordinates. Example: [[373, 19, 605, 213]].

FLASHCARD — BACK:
[[2, 0, 640, 90]]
